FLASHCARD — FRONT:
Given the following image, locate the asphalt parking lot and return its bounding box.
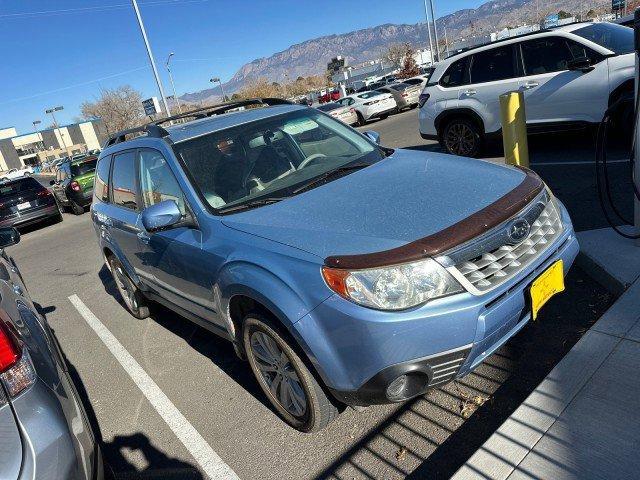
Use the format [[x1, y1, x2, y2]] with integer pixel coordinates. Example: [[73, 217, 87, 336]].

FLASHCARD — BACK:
[[14, 110, 620, 479]]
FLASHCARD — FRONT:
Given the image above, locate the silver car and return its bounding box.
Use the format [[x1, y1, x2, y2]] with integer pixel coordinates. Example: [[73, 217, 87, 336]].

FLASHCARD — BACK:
[[376, 82, 422, 111], [0, 227, 103, 479], [316, 102, 359, 125]]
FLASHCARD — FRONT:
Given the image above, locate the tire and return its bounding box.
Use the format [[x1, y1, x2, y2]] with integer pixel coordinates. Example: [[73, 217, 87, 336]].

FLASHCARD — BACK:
[[440, 117, 483, 157], [243, 313, 339, 432], [71, 202, 84, 215], [107, 256, 150, 319], [379, 114, 389, 120], [356, 112, 366, 127]]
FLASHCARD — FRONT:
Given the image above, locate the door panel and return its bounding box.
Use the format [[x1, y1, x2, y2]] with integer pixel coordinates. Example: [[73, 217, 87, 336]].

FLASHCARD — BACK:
[[518, 36, 609, 124]]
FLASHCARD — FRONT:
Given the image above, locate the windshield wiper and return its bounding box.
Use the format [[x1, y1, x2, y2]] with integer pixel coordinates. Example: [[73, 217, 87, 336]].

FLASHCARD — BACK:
[[217, 197, 284, 214], [292, 162, 370, 195]]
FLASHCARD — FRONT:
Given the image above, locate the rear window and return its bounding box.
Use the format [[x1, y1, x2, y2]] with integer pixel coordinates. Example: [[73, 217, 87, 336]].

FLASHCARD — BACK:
[[111, 151, 139, 210], [390, 84, 409, 91], [70, 159, 97, 177], [0, 178, 43, 198]]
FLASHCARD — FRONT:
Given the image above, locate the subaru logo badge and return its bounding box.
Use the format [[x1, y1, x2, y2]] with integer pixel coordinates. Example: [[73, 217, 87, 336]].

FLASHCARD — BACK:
[[508, 219, 530, 244]]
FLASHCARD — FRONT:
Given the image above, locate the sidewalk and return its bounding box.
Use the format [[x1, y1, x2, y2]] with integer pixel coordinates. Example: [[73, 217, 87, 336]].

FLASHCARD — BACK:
[[452, 227, 640, 480]]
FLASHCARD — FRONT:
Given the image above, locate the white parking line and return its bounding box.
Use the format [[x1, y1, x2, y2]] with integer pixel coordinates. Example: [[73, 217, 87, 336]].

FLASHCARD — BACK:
[[68, 294, 239, 480], [530, 159, 630, 166]]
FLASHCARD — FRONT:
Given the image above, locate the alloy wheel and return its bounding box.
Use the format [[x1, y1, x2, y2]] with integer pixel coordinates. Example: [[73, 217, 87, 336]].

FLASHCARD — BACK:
[[445, 122, 477, 156], [250, 331, 307, 417], [113, 263, 138, 312]]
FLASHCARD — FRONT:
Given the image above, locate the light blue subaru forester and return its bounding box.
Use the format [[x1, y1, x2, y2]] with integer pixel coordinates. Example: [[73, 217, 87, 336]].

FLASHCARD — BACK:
[[91, 98, 578, 432]]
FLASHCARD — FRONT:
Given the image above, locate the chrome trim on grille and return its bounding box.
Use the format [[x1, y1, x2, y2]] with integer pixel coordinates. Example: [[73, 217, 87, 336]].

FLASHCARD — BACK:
[[437, 190, 564, 295]]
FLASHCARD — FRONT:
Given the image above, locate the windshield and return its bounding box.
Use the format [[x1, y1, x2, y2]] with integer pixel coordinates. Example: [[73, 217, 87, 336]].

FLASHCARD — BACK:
[[573, 23, 633, 54], [70, 159, 97, 176], [173, 109, 384, 212]]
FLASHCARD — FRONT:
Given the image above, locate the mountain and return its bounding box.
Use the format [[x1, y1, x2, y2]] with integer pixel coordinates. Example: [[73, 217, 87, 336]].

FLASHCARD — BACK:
[[180, 0, 599, 102]]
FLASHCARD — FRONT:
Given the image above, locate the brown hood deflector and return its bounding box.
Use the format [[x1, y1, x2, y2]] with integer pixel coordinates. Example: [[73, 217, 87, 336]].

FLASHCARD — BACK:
[[324, 168, 544, 270]]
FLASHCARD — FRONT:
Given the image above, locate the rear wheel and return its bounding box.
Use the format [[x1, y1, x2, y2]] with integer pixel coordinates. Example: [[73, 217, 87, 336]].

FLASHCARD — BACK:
[[243, 314, 339, 432], [108, 256, 150, 319], [379, 114, 389, 120], [441, 117, 483, 157]]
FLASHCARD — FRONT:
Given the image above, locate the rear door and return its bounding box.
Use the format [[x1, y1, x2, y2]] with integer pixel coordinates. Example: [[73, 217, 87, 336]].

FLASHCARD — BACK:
[[460, 44, 521, 134], [107, 150, 148, 280], [517, 35, 609, 125]]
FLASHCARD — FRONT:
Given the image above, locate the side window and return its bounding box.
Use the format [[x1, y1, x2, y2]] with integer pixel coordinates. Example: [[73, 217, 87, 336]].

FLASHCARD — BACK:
[[94, 155, 111, 202], [440, 57, 470, 87], [565, 39, 604, 64], [469, 45, 516, 84], [138, 149, 186, 215], [520, 37, 575, 75], [110, 151, 139, 210]]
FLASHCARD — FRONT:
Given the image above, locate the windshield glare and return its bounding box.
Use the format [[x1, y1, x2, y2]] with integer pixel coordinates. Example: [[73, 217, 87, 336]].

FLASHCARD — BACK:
[[173, 109, 383, 212], [573, 23, 633, 55]]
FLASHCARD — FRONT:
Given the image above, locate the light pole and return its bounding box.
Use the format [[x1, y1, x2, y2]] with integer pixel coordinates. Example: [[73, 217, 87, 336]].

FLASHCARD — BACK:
[[210, 77, 227, 102], [429, 0, 441, 63], [423, 0, 435, 65], [131, 0, 171, 117], [45, 106, 69, 155], [165, 53, 183, 114]]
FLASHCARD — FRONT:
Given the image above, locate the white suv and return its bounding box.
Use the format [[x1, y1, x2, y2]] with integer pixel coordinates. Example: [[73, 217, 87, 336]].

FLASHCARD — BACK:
[[418, 22, 635, 156]]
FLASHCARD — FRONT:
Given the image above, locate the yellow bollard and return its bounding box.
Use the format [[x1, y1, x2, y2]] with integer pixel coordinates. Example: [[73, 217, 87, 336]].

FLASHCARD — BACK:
[[500, 91, 529, 168]]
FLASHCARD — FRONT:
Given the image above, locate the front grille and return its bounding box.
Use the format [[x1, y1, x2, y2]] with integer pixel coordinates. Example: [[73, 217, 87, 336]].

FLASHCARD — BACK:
[[444, 193, 563, 294]]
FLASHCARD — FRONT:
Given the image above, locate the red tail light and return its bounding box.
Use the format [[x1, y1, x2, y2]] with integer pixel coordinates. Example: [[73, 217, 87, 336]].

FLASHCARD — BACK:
[[350, 108, 355, 113], [70, 181, 81, 192], [402, 93, 409, 97], [0, 325, 19, 372], [37, 189, 52, 197]]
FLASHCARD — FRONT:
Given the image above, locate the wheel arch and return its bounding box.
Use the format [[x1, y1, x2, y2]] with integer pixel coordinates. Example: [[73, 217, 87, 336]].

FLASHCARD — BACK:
[[434, 108, 486, 137], [608, 78, 634, 107]]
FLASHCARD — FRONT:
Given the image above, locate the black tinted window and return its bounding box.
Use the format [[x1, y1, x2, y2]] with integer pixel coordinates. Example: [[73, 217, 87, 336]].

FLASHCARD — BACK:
[[440, 57, 470, 87], [0, 178, 43, 197], [94, 156, 111, 202], [111, 151, 138, 210], [573, 23, 633, 55], [470, 45, 516, 83], [521, 37, 575, 75]]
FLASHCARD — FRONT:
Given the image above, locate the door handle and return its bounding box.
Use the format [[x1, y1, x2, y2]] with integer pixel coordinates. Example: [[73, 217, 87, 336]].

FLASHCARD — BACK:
[[523, 81, 539, 90], [137, 231, 150, 245], [462, 89, 477, 96]]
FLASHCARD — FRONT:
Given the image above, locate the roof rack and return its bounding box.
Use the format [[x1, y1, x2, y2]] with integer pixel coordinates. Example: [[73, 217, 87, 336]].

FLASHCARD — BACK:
[[104, 97, 294, 148]]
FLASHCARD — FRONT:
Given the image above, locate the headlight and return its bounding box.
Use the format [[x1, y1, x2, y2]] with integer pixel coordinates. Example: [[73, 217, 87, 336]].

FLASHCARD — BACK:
[[322, 258, 463, 311]]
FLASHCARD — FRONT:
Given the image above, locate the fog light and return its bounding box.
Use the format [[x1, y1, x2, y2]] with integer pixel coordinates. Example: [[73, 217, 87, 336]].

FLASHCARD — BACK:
[[387, 375, 409, 400]]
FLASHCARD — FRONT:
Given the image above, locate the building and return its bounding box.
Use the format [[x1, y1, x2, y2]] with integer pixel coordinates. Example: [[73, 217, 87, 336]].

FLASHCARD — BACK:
[[0, 119, 107, 171]]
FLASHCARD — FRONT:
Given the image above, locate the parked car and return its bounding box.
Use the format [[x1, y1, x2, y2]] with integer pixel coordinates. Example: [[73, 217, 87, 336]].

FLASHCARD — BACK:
[[0, 227, 104, 479], [403, 71, 434, 90], [0, 177, 62, 228], [51, 156, 97, 215], [1, 167, 34, 181], [336, 91, 397, 125], [419, 22, 635, 156], [376, 82, 421, 110], [316, 102, 358, 125], [91, 99, 577, 432]]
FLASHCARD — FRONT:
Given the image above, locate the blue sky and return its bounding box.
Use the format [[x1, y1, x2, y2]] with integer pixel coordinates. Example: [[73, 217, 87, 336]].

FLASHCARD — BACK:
[[0, 0, 480, 133]]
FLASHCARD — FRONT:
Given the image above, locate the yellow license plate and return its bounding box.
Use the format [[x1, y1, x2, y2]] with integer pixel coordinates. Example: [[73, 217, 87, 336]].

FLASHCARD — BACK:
[[530, 260, 565, 320]]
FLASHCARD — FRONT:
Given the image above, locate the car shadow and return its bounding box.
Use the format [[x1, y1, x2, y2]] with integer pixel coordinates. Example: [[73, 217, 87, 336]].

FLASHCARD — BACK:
[[34, 301, 204, 480], [97, 264, 277, 418]]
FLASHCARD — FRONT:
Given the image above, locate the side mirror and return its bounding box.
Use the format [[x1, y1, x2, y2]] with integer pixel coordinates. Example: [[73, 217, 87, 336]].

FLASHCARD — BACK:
[[364, 131, 381, 144], [141, 200, 183, 232], [568, 57, 593, 73], [0, 227, 20, 248]]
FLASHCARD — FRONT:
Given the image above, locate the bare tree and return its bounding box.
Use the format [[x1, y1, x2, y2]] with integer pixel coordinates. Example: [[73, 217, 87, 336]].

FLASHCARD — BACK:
[[385, 43, 412, 70], [397, 46, 420, 79], [80, 85, 146, 135]]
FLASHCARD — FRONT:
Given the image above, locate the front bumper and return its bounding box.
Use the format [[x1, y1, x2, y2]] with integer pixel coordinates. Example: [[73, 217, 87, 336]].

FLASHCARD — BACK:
[[0, 204, 59, 228], [294, 202, 578, 406]]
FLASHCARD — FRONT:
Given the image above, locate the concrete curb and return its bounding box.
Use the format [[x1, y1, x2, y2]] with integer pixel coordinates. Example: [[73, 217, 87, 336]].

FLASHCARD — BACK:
[[575, 251, 625, 296]]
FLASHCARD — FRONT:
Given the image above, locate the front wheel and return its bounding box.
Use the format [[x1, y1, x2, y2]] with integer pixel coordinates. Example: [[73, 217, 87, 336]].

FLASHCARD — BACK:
[[243, 314, 339, 432], [108, 256, 150, 319], [441, 117, 483, 157]]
